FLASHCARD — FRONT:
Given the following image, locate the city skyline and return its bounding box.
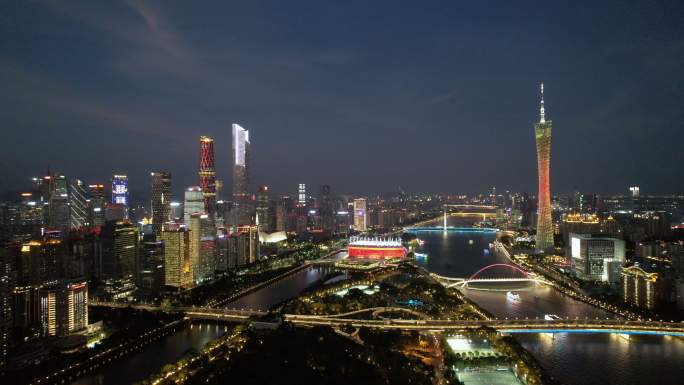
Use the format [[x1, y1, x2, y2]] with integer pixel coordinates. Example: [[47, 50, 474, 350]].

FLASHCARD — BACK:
[[2, 3, 684, 384], [1, 1, 683, 195]]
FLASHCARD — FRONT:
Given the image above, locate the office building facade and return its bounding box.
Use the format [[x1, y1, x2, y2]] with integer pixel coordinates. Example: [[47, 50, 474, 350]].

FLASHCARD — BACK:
[[150, 171, 172, 235], [232, 124, 251, 225]]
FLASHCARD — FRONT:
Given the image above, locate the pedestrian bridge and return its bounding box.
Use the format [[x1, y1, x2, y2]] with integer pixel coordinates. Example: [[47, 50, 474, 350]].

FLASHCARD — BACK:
[[431, 264, 551, 289]]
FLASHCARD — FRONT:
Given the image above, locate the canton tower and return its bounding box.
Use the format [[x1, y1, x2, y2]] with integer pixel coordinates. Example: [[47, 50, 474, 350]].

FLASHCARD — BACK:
[[534, 83, 553, 253]]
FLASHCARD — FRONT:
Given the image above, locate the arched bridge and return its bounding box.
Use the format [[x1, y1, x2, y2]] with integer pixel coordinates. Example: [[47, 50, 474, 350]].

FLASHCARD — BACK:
[[432, 264, 550, 289]]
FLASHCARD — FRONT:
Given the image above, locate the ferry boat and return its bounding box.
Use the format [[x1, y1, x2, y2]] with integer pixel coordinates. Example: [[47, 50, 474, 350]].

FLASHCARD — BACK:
[[506, 291, 520, 301]]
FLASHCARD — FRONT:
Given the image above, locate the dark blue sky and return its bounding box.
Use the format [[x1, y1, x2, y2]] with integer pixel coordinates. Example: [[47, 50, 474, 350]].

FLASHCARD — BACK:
[[1, 0, 682, 197]]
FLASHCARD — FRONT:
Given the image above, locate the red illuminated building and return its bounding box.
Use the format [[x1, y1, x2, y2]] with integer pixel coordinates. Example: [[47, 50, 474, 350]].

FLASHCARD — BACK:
[[199, 136, 216, 213], [347, 236, 406, 260]]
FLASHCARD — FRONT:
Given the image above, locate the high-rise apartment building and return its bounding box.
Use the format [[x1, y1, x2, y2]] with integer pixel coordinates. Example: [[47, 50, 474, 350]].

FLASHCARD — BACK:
[[232, 124, 251, 225], [622, 265, 662, 310], [199, 136, 217, 214], [227, 226, 259, 267], [39, 279, 88, 337], [150, 171, 172, 235], [353, 198, 367, 231], [162, 228, 193, 289], [18, 239, 62, 285], [534, 83, 553, 252]]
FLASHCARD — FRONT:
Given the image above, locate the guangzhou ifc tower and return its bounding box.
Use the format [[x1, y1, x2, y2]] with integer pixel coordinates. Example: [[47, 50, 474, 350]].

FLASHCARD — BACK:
[[535, 83, 553, 253]]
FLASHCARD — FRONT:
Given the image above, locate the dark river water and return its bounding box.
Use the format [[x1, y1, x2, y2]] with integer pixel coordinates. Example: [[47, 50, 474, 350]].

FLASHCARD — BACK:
[[411, 217, 684, 385], [71, 322, 227, 385], [228, 264, 336, 311]]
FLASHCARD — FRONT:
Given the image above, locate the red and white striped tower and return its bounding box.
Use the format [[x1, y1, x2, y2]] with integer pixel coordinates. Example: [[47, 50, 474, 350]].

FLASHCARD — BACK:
[[199, 136, 216, 214]]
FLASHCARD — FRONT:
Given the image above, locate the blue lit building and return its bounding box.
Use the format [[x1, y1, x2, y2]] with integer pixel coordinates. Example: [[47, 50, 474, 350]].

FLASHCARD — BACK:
[[111, 174, 129, 206]]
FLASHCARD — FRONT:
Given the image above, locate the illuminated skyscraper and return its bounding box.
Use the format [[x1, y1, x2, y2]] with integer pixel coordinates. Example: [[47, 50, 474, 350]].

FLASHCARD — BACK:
[[256, 185, 270, 232], [69, 179, 88, 229], [111, 175, 128, 205], [298, 183, 306, 204], [100, 221, 138, 285], [150, 171, 172, 235], [46, 174, 69, 230], [88, 184, 106, 228], [319, 185, 335, 234], [534, 83, 553, 252], [353, 198, 367, 231], [232, 124, 251, 225], [199, 136, 216, 214], [184, 186, 204, 225], [0, 249, 13, 367], [162, 228, 193, 289], [111, 175, 129, 219], [188, 213, 215, 283], [39, 280, 88, 337]]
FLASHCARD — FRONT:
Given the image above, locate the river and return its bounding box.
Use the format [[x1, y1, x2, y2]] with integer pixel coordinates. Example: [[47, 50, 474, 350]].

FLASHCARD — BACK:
[[71, 322, 228, 385], [228, 265, 336, 311], [72, 225, 684, 385], [411, 217, 684, 385]]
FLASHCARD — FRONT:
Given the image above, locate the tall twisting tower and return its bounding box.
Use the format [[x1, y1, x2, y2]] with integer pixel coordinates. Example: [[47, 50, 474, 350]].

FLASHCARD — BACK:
[[535, 83, 553, 253], [199, 136, 216, 214]]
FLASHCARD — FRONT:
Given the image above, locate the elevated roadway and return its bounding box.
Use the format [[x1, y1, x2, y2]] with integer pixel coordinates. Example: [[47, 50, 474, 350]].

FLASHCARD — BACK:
[[284, 314, 684, 336]]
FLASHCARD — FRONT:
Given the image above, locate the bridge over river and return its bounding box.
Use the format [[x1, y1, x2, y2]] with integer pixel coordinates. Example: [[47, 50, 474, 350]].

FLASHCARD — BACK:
[[284, 312, 684, 336], [431, 263, 551, 289], [90, 301, 684, 337]]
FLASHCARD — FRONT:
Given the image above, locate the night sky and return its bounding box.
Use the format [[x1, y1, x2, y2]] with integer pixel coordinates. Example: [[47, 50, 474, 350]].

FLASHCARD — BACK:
[[1, 1, 682, 198]]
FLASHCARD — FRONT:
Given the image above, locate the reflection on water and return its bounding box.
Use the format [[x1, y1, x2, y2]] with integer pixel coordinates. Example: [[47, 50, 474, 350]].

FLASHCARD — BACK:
[[71, 323, 226, 385], [464, 284, 612, 320], [516, 333, 684, 385], [410, 219, 684, 385], [228, 265, 334, 311], [412, 222, 610, 320]]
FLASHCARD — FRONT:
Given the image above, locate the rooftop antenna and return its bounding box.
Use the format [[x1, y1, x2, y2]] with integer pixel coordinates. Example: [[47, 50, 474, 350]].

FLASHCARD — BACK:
[[539, 82, 546, 124]]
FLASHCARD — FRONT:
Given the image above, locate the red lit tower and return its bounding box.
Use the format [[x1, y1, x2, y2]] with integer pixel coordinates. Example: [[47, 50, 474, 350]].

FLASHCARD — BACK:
[[534, 83, 553, 252], [199, 136, 216, 214]]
